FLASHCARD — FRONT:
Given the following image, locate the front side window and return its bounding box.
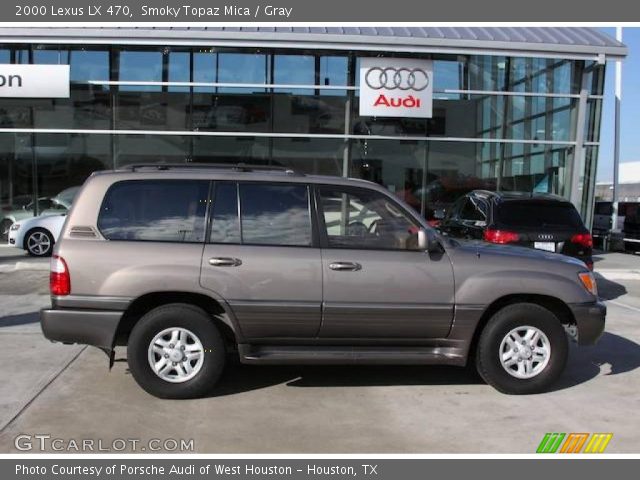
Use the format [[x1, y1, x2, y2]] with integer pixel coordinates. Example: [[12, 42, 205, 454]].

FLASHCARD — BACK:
[[98, 180, 209, 242], [318, 187, 421, 251], [239, 184, 312, 246]]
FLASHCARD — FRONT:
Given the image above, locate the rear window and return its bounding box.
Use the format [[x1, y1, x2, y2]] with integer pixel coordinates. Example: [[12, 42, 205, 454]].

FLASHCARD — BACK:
[[98, 180, 209, 242], [496, 201, 584, 229], [594, 202, 613, 215]]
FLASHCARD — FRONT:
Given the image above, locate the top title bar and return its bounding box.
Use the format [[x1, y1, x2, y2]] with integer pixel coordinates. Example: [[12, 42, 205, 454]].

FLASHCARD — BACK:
[[3, 0, 640, 22]]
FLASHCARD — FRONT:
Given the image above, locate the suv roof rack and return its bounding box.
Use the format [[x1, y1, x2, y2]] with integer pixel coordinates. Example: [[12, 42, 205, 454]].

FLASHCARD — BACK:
[[122, 162, 301, 175]]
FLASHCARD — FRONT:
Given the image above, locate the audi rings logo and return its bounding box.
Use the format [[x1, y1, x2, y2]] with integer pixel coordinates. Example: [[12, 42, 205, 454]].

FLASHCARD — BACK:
[[365, 67, 430, 91]]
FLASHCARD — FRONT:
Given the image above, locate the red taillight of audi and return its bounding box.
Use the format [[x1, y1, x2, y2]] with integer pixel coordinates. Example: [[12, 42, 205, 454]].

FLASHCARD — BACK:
[[571, 233, 593, 248], [483, 229, 520, 244], [50, 255, 70, 296]]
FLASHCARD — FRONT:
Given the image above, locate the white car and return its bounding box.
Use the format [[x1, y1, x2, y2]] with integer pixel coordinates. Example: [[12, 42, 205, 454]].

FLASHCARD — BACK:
[[8, 214, 67, 257]]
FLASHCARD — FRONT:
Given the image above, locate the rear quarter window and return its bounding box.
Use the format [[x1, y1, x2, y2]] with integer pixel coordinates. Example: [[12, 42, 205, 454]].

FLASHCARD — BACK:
[[97, 180, 209, 242]]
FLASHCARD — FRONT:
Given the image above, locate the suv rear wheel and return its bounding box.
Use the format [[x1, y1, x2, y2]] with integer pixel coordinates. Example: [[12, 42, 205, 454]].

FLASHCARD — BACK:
[[127, 303, 226, 399], [476, 303, 568, 394]]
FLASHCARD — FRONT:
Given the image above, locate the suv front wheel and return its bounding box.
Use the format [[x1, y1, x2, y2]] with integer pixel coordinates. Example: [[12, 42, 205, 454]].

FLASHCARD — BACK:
[[476, 303, 568, 394], [127, 304, 226, 399]]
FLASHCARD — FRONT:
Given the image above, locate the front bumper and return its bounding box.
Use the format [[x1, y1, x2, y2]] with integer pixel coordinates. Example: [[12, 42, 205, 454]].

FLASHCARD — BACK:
[[40, 308, 123, 352], [568, 300, 606, 345]]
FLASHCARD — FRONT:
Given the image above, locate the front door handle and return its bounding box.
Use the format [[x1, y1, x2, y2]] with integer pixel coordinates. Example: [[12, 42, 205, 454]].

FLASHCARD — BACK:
[[329, 261, 362, 271], [209, 257, 242, 267]]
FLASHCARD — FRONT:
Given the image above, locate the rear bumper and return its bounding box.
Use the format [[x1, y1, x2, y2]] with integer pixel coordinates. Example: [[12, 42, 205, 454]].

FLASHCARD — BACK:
[[569, 300, 606, 346], [40, 308, 123, 352]]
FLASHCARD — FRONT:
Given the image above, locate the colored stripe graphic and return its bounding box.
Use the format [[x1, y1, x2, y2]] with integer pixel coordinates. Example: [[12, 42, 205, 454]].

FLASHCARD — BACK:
[[560, 433, 589, 453], [537, 433, 565, 453], [584, 433, 613, 453]]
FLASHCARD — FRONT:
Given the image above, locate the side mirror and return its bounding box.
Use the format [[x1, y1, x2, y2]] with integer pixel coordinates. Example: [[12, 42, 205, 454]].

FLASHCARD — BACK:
[[418, 229, 428, 250]]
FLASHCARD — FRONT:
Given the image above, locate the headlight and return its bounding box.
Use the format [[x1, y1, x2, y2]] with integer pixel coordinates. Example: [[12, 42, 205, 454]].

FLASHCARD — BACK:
[[578, 272, 598, 297], [10, 223, 20, 231]]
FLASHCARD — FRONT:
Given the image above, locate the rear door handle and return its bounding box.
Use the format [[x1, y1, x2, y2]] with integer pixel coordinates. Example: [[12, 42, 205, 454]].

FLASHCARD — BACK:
[[329, 261, 362, 271], [209, 257, 242, 267]]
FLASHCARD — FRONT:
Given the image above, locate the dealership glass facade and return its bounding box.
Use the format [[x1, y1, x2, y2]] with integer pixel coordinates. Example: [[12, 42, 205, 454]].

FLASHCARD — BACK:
[[0, 43, 606, 232]]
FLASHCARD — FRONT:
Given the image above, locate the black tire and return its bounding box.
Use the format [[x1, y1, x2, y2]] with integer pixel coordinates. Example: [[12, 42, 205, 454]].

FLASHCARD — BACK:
[[24, 228, 54, 257], [476, 303, 568, 395], [127, 303, 226, 399]]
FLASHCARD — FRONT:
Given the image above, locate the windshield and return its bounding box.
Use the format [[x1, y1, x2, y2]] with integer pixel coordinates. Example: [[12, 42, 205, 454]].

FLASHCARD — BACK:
[[52, 186, 80, 208], [496, 201, 584, 229]]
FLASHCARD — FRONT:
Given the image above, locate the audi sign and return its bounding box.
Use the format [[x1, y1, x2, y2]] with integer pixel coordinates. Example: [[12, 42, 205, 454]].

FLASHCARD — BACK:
[[359, 58, 433, 118]]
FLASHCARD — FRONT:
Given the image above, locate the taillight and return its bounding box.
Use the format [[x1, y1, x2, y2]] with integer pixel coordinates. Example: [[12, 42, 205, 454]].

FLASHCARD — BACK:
[[50, 255, 70, 296], [483, 229, 520, 244], [571, 233, 593, 248]]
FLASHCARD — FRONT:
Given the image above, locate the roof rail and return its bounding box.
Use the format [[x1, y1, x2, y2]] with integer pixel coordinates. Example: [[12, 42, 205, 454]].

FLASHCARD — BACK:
[[122, 162, 301, 175]]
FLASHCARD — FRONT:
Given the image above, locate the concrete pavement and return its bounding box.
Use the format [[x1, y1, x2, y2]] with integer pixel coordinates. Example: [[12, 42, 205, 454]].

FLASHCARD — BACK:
[[0, 248, 638, 453]]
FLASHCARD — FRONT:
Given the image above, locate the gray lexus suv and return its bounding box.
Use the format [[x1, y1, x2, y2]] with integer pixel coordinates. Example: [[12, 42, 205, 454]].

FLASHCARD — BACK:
[[40, 164, 605, 398]]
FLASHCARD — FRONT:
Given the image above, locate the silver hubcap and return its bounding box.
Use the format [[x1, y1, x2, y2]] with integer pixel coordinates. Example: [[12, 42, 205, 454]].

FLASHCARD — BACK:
[[499, 326, 551, 379], [27, 232, 51, 255], [147, 327, 205, 383]]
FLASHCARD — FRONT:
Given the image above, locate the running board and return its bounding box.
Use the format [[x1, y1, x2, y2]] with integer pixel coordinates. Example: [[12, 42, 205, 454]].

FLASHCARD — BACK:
[[238, 344, 466, 366]]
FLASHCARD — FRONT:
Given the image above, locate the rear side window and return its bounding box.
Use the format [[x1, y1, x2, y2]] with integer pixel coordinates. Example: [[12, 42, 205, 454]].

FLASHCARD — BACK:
[[98, 180, 209, 242], [496, 201, 584, 229], [239, 184, 311, 246], [210, 183, 240, 244]]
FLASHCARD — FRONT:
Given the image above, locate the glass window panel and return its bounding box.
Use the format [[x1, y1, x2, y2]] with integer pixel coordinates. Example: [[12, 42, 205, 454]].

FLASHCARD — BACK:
[[15, 49, 30, 64], [580, 146, 599, 221], [273, 94, 345, 134], [583, 61, 606, 96], [32, 48, 69, 65], [468, 56, 508, 91], [0, 132, 109, 226], [433, 59, 463, 96], [69, 49, 110, 82], [318, 186, 421, 251], [585, 99, 603, 143], [119, 50, 163, 92], [32, 133, 111, 200], [210, 182, 240, 244], [319, 56, 348, 96], [98, 180, 209, 242], [271, 138, 345, 175], [217, 53, 269, 93], [350, 139, 572, 221], [192, 136, 269, 164], [350, 139, 427, 215], [0, 133, 33, 234], [115, 135, 189, 166], [29, 89, 111, 130], [239, 183, 311, 246], [115, 91, 189, 131], [168, 51, 190, 93], [193, 51, 216, 93], [273, 54, 314, 94], [192, 91, 270, 132]]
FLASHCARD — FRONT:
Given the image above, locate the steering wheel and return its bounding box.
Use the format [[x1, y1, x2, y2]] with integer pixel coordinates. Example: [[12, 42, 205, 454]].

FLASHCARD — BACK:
[[346, 221, 369, 236], [368, 219, 381, 234]]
